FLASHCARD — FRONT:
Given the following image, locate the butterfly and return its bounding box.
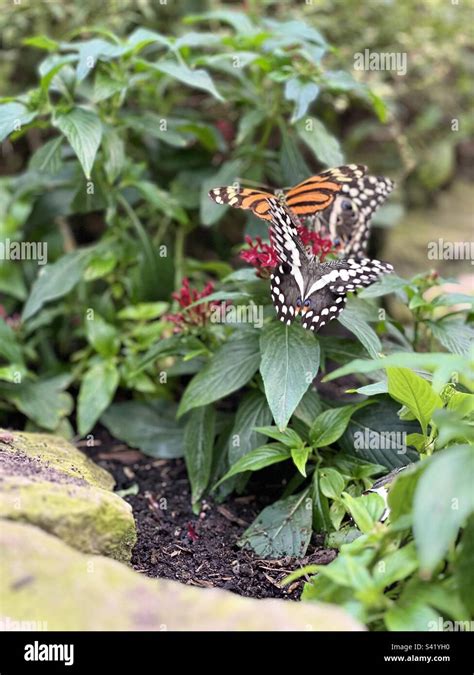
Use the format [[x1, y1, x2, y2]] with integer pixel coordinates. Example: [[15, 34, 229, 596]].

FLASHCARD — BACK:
[[314, 174, 395, 257], [208, 164, 367, 222], [266, 198, 394, 332]]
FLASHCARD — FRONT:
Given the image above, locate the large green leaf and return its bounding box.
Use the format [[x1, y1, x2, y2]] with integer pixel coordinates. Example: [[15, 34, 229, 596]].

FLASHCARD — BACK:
[[77, 360, 119, 436], [22, 251, 89, 322], [2, 375, 73, 431], [239, 489, 312, 558], [147, 60, 224, 101], [429, 319, 474, 356], [284, 78, 319, 123], [260, 322, 320, 431], [296, 116, 344, 166], [101, 400, 184, 458], [413, 444, 474, 575], [340, 397, 420, 469], [54, 107, 103, 179], [178, 330, 260, 417], [228, 390, 272, 465], [387, 367, 443, 436], [184, 405, 215, 505], [338, 308, 382, 358]]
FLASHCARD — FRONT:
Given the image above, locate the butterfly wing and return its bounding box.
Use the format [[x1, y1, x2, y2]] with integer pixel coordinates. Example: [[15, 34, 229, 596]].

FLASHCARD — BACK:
[[317, 175, 395, 257], [284, 164, 368, 217], [208, 164, 369, 222], [270, 262, 300, 326], [208, 186, 276, 221], [300, 258, 394, 332]]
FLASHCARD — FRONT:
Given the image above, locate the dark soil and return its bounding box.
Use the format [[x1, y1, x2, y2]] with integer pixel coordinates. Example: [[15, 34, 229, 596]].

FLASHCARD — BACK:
[[85, 430, 336, 600]]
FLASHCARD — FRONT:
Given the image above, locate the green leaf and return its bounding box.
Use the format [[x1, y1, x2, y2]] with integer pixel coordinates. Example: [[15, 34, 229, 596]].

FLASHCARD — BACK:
[[0, 102, 37, 142], [239, 489, 312, 558], [340, 492, 375, 534], [291, 446, 310, 476], [260, 322, 320, 431], [22, 251, 89, 322], [341, 397, 420, 469], [387, 367, 443, 435], [455, 515, 474, 614], [358, 274, 409, 299], [132, 180, 189, 224], [373, 542, 419, 590], [29, 137, 63, 174], [338, 309, 382, 358], [178, 330, 260, 417], [386, 463, 423, 523], [227, 390, 272, 465], [296, 116, 344, 166], [186, 10, 256, 34], [184, 405, 215, 506], [101, 400, 184, 458], [2, 375, 72, 431], [54, 107, 103, 179], [429, 319, 474, 356], [147, 60, 224, 101], [85, 315, 120, 358], [293, 387, 323, 428], [313, 469, 333, 532], [413, 444, 474, 575], [23, 35, 59, 51], [77, 360, 119, 436], [284, 78, 319, 123], [0, 319, 23, 364], [236, 109, 265, 145], [254, 426, 303, 449], [319, 467, 345, 500], [215, 444, 290, 487], [310, 402, 371, 448], [102, 127, 125, 182], [325, 352, 472, 393], [117, 302, 168, 321], [279, 128, 311, 185]]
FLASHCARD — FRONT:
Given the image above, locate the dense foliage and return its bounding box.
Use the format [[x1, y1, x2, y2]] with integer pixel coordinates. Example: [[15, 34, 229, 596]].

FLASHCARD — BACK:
[[0, 2, 472, 631]]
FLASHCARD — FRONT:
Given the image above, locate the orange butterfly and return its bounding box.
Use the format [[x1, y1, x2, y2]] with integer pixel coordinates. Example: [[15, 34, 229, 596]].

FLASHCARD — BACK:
[[208, 164, 367, 221]]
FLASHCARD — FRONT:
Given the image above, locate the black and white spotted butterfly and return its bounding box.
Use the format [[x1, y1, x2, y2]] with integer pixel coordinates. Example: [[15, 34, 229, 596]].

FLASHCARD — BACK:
[[314, 174, 395, 258], [267, 198, 394, 332]]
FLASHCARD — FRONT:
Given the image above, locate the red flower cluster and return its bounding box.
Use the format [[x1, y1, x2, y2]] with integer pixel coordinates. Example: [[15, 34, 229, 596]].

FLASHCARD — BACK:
[[240, 226, 334, 276], [165, 277, 225, 333]]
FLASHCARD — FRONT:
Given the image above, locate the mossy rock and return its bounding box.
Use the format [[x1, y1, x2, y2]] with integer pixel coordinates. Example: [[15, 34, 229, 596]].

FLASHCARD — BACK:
[[0, 521, 365, 631], [0, 429, 114, 489], [0, 430, 136, 562]]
